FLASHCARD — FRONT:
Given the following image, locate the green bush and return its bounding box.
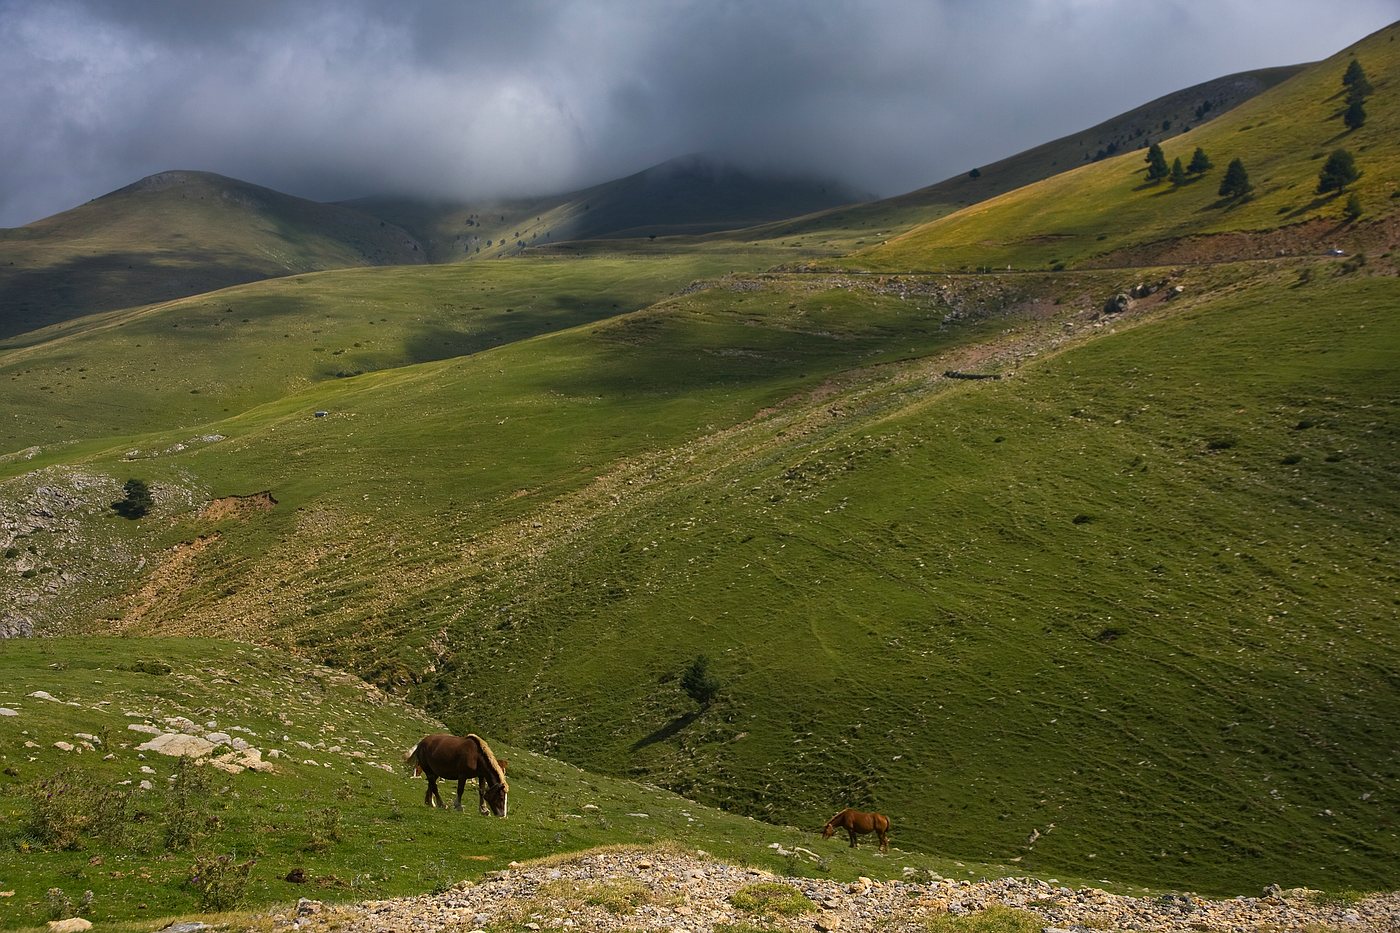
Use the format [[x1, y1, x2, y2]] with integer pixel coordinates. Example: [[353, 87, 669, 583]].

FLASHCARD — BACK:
[[187, 853, 256, 911]]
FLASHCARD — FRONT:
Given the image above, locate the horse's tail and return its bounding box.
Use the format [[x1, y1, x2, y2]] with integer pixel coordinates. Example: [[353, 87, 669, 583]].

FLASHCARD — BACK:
[[466, 734, 509, 791], [404, 742, 422, 776]]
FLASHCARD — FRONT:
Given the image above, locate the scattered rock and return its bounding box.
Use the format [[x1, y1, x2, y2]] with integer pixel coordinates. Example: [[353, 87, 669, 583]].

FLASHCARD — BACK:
[[47, 920, 92, 933], [815, 914, 842, 931], [286, 868, 307, 884], [160, 923, 210, 933], [0, 708, 16, 716]]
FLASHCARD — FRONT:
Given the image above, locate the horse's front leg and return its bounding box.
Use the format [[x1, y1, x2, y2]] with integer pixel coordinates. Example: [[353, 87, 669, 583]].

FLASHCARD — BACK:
[[478, 778, 489, 815], [425, 776, 439, 808], [454, 777, 466, 811], [847, 828, 858, 848]]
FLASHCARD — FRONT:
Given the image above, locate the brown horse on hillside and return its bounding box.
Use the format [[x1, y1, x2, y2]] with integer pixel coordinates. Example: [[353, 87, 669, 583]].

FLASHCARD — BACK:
[[821, 808, 891, 852], [405, 733, 510, 816]]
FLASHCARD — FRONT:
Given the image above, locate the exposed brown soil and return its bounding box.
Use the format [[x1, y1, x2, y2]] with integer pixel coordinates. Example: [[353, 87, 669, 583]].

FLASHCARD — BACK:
[[198, 490, 278, 521]]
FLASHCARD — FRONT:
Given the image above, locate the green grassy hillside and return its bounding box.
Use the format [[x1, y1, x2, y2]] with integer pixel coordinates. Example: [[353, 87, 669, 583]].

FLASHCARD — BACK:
[[0, 249, 772, 453], [348, 154, 869, 263], [715, 66, 1302, 257], [0, 22, 1396, 908], [0, 172, 426, 337], [0, 638, 945, 929], [4, 258, 1395, 895], [849, 22, 1400, 271]]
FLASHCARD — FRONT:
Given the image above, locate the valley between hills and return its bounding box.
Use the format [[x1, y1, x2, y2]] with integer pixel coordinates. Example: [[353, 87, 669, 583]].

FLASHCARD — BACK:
[[1, 19, 1398, 933]]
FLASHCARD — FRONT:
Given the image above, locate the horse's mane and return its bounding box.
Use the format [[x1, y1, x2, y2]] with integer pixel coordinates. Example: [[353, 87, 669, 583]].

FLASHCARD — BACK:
[[467, 733, 509, 790]]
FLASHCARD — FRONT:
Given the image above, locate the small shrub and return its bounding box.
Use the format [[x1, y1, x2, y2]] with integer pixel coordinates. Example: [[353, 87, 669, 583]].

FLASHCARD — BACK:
[[164, 757, 216, 850], [129, 659, 172, 675], [305, 806, 345, 851], [27, 775, 102, 850], [188, 852, 256, 911], [729, 882, 815, 918], [1071, 514, 1093, 525], [1281, 454, 1303, 465], [45, 888, 74, 920], [1206, 436, 1237, 451]]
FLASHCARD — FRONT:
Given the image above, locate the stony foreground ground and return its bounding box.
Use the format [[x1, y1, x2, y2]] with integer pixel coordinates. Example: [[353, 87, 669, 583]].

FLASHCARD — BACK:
[[270, 849, 1400, 933]]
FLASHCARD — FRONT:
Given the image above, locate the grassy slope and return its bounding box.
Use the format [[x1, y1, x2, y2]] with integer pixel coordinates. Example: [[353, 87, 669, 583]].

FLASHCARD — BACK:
[[0, 250, 773, 453], [0, 172, 425, 338], [708, 66, 1303, 257], [0, 638, 951, 930], [6, 259, 1395, 896], [0, 24, 1396, 905], [849, 23, 1400, 271]]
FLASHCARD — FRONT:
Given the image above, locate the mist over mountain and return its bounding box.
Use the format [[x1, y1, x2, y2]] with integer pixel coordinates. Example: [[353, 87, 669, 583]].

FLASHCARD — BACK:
[[1, 0, 1396, 227]]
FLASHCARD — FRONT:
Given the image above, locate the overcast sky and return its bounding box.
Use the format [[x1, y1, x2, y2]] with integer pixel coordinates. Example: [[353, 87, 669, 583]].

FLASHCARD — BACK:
[[1, 0, 1395, 227]]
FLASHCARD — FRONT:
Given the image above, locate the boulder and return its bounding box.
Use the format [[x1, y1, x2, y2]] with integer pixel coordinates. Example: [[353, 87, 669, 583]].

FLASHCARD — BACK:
[[1103, 293, 1132, 314], [47, 920, 92, 933], [136, 733, 216, 758]]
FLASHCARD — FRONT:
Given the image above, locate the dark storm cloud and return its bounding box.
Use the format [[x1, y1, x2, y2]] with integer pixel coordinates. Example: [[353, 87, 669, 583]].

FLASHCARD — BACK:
[[1, 0, 1396, 226]]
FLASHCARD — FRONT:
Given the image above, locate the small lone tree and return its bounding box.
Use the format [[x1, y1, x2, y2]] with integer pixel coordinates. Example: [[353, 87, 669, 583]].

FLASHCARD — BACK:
[[680, 654, 721, 708], [1317, 149, 1360, 194], [1169, 157, 1187, 187], [112, 478, 154, 519], [1186, 147, 1213, 175], [1342, 59, 1373, 98], [1144, 142, 1169, 182], [968, 167, 981, 179], [1343, 97, 1367, 131], [1344, 193, 1363, 220], [1217, 158, 1253, 199]]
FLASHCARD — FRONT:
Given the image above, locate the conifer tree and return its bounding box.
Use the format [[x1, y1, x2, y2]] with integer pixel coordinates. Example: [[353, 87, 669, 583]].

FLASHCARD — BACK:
[[1217, 158, 1252, 199], [111, 478, 154, 518], [1144, 142, 1169, 181], [1343, 97, 1367, 131], [1317, 149, 1360, 194], [1186, 147, 1213, 175], [1342, 59, 1373, 98], [1170, 157, 1187, 187]]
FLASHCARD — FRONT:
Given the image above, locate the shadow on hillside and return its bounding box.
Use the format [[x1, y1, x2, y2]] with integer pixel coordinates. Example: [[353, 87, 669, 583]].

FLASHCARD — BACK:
[[0, 249, 268, 339], [1284, 192, 1340, 219], [631, 710, 699, 751], [401, 293, 629, 365]]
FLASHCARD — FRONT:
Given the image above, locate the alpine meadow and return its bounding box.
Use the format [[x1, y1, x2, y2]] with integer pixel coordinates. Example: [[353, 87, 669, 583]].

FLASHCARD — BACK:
[[1, 12, 1398, 932]]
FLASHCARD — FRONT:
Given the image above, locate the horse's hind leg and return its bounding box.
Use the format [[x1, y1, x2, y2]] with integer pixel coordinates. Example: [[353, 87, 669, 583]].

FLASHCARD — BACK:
[[878, 829, 889, 853], [425, 776, 440, 808]]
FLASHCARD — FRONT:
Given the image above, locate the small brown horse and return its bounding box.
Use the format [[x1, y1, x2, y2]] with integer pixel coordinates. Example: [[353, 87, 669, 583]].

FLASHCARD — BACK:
[[822, 808, 891, 852], [405, 733, 510, 817]]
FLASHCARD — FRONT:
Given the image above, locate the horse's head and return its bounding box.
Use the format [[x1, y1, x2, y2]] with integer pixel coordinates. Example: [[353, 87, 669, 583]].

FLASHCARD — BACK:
[[484, 779, 509, 818], [821, 821, 836, 840]]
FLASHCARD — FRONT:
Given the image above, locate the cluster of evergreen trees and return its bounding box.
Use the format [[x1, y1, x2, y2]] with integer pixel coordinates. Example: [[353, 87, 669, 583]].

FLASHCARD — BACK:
[[1136, 57, 1374, 212]]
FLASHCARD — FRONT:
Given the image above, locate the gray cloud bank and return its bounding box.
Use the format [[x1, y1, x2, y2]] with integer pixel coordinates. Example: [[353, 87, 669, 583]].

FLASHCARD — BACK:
[[1, 0, 1396, 227]]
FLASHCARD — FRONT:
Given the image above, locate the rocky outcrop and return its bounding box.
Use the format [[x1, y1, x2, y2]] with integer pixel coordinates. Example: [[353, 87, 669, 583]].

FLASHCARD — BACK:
[[276, 849, 1400, 933]]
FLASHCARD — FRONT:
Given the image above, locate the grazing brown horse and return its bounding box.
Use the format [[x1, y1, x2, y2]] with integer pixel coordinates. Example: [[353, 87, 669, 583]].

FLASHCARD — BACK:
[[821, 808, 891, 852], [405, 733, 510, 816]]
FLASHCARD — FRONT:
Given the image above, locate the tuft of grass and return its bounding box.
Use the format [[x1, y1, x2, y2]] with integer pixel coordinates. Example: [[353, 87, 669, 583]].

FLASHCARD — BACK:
[[919, 906, 1044, 933], [728, 882, 815, 918]]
